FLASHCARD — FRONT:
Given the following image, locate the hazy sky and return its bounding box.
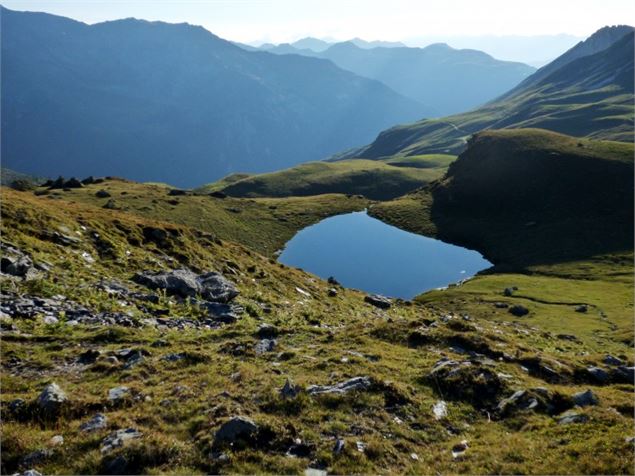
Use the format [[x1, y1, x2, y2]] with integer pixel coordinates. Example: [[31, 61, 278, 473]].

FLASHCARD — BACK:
[[3, 0, 634, 44]]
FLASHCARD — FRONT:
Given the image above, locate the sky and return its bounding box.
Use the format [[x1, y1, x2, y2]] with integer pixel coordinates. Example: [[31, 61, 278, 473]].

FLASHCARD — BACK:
[[3, 0, 634, 47]]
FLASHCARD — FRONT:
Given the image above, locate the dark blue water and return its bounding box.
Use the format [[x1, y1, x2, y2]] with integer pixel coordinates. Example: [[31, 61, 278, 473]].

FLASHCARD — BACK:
[[278, 211, 491, 299]]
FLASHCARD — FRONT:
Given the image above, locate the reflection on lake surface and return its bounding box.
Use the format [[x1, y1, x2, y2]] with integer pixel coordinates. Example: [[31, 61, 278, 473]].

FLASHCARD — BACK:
[[278, 211, 491, 299]]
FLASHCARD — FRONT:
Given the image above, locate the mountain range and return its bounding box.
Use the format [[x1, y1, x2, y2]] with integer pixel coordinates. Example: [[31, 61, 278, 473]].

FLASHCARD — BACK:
[[0, 7, 427, 187], [347, 25, 634, 160], [248, 41, 535, 115]]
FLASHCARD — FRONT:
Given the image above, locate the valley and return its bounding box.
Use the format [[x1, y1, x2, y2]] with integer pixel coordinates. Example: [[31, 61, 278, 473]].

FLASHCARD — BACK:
[[1, 6, 634, 476]]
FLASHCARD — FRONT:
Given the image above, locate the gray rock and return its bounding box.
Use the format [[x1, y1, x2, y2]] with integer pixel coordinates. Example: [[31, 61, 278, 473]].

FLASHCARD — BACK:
[[43, 315, 59, 325], [432, 400, 448, 420], [364, 294, 391, 309], [497, 390, 540, 414], [614, 366, 635, 383], [49, 435, 64, 447], [328, 288, 338, 297], [80, 413, 108, 432], [161, 352, 186, 362], [123, 350, 145, 369], [575, 304, 588, 313], [20, 449, 53, 467], [108, 386, 130, 402], [133, 269, 238, 303], [36, 383, 67, 414], [587, 366, 610, 384], [1, 254, 35, 278], [214, 416, 259, 445], [333, 438, 345, 455], [603, 355, 623, 366], [557, 411, 589, 425], [307, 376, 372, 395], [22, 470, 44, 476], [572, 389, 599, 407], [95, 189, 111, 198], [503, 287, 514, 296], [280, 379, 300, 399], [255, 338, 277, 355], [101, 428, 142, 454], [508, 305, 529, 317]]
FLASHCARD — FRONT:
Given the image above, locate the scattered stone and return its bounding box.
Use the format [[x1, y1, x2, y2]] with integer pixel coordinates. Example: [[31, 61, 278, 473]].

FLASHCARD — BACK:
[[411, 453, 419, 461], [209, 191, 227, 199], [36, 383, 67, 415], [364, 294, 392, 309], [95, 189, 111, 198], [151, 339, 169, 348], [108, 386, 130, 403], [161, 352, 186, 362], [575, 305, 588, 313], [327, 276, 340, 286], [508, 304, 529, 317], [123, 349, 145, 369], [257, 323, 279, 339], [133, 268, 239, 303], [333, 438, 345, 455], [43, 315, 59, 325], [432, 400, 448, 420], [214, 416, 259, 446], [603, 355, 623, 366], [587, 366, 610, 384], [556, 334, 578, 342], [305, 469, 327, 476], [572, 389, 599, 407], [428, 359, 506, 407], [307, 376, 372, 395], [101, 428, 142, 453], [80, 413, 108, 432], [494, 302, 509, 308], [103, 199, 118, 209], [557, 411, 589, 425], [20, 449, 53, 468], [49, 435, 64, 447], [168, 189, 188, 196], [328, 288, 338, 297], [76, 349, 100, 365], [280, 379, 300, 399], [614, 366, 635, 383], [1, 253, 36, 279], [356, 441, 366, 453], [451, 440, 469, 458], [503, 287, 514, 297], [63, 177, 83, 188], [255, 339, 277, 355]]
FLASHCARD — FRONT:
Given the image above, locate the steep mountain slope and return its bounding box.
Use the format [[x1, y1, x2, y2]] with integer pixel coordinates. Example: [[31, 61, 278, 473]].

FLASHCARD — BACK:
[[349, 27, 634, 160], [0, 7, 425, 187], [260, 41, 535, 116]]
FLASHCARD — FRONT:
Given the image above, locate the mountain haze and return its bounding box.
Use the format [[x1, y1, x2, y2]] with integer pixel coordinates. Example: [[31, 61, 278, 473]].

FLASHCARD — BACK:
[[0, 7, 426, 187], [257, 41, 535, 116], [348, 26, 634, 160]]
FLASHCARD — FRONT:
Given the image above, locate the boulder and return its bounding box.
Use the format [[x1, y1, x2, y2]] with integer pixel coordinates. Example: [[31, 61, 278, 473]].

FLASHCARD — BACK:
[[307, 376, 372, 395], [587, 366, 610, 384], [280, 379, 300, 399], [255, 339, 277, 355], [557, 411, 589, 425], [432, 400, 448, 420], [364, 294, 391, 309], [572, 389, 599, 407], [613, 366, 635, 384], [108, 386, 130, 403], [95, 189, 111, 198], [80, 413, 108, 432], [427, 359, 506, 407], [101, 428, 142, 454], [214, 416, 259, 445], [603, 355, 623, 366], [132, 269, 238, 303], [77, 349, 101, 365], [575, 305, 588, 313], [36, 383, 67, 415], [508, 305, 529, 317], [256, 323, 279, 339]]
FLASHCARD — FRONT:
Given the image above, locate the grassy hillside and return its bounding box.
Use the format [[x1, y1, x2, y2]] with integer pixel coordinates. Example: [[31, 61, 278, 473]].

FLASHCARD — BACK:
[[371, 129, 634, 342], [29, 178, 369, 256], [2, 184, 634, 475], [350, 29, 634, 160], [200, 156, 454, 200]]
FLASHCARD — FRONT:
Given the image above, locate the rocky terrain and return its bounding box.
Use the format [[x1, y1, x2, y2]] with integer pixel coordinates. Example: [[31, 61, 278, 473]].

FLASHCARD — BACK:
[[1, 153, 634, 474]]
